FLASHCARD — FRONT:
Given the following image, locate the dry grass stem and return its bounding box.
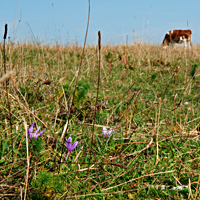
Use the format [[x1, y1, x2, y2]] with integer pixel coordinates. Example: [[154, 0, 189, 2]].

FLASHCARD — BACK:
[[0, 71, 14, 83]]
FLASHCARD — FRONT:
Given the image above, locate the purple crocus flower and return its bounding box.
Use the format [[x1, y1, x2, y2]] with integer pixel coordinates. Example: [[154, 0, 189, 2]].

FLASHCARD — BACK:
[[102, 126, 115, 138], [28, 122, 45, 140], [65, 137, 81, 161]]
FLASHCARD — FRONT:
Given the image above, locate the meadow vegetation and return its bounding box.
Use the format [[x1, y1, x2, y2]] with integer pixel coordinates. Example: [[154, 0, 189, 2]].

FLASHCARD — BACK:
[[0, 42, 200, 199]]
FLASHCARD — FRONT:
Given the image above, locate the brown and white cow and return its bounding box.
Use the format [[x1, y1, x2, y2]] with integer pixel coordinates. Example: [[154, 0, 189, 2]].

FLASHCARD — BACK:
[[162, 29, 192, 48]]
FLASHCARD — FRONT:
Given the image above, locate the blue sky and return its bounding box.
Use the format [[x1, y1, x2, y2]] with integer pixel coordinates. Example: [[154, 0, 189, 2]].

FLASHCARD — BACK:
[[1, 0, 200, 45]]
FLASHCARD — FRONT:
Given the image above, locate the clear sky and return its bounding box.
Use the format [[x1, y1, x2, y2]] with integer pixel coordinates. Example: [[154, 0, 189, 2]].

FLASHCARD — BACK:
[[1, 0, 200, 46]]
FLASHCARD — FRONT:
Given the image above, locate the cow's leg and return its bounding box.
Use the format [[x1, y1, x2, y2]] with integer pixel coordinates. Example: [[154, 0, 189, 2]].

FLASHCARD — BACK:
[[188, 36, 192, 49], [188, 41, 191, 49], [183, 38, 187, 48]]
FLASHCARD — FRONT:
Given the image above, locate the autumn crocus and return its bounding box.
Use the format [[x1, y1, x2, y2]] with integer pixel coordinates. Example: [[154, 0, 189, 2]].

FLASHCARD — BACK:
[[28, 122, 45, 140], [102, 126, 115, 138], [65, 137, 81, 161]]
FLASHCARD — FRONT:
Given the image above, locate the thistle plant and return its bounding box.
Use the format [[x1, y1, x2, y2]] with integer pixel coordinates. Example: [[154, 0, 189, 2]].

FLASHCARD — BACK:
[[65, 137, 81, 161], [102, 126, 115, 138]]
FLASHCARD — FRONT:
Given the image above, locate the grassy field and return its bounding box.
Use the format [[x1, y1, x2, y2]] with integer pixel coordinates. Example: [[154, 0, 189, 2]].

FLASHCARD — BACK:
[[0, 42, 200, 199]]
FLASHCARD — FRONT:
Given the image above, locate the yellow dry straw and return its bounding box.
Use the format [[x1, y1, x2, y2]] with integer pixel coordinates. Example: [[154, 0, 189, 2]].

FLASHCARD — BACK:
[[0, 71, 13, 83]]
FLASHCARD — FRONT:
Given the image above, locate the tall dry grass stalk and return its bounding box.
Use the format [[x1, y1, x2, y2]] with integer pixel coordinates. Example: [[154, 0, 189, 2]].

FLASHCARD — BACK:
[[88, 30, 101, 174], [23, 118, 29, 200], [2, 24, 13, 157], [3, 24, 8, 76]]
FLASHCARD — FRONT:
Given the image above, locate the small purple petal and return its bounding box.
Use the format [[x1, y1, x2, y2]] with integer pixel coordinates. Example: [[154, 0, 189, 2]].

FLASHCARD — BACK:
[[65, 137, 81, 154], [39, 129, 45, 135], [102, 126, 107, 134], [28, 130, 32, 139], [67, 144, 73, 153], [66, 137, 73, 153], [36, 129, 45, 139], [108, 129, 113, 137], [29, 122, 35, 132], [66, 137, 72, 143], [28, 122, 35, 139], [72, 141, 79, 149]]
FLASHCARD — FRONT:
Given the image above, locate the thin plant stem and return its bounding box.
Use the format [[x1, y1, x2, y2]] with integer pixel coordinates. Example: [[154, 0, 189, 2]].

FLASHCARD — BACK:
[[3, 24, 13, 157], [3, 24, 8, 137], [156, 98, 161, 163], [23, 118, 30, 200], [87, 30, 101, 174], [125, 34, 128, 138], [65, 152, 69, 162], [194, 174, 200, 200]]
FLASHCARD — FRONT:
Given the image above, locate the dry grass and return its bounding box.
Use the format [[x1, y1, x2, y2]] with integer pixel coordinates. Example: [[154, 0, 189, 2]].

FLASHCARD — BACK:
[[0, 43, 200, 199]]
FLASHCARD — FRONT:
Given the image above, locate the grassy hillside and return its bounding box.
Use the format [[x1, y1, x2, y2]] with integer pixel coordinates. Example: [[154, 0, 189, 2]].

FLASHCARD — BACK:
[[0, 43, 200, 199]]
